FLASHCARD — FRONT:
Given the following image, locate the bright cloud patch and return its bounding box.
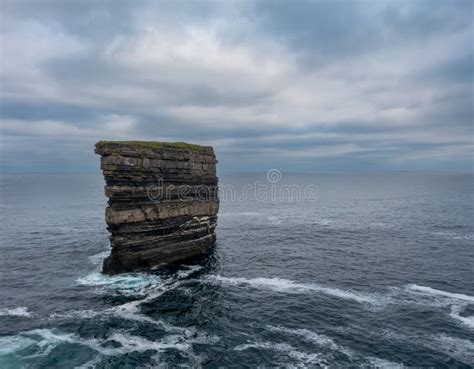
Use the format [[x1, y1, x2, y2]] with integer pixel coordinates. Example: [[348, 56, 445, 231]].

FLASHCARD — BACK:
[[0, 0, 472, 172]]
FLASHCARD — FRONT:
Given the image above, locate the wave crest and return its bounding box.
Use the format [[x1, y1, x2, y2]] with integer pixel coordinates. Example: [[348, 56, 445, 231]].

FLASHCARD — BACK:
[[406, 284, 474, 303], [207, 275, 382, 305], [234, 341, 326, 366], [0, 306, 32, 317]]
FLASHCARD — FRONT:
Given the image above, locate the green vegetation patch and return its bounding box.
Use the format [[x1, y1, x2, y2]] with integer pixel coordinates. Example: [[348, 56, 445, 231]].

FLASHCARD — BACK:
[[96, 140, 212, 153]]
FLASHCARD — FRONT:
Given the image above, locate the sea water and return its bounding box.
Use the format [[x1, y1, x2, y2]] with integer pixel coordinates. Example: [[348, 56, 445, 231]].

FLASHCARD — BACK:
[[0, 172, 473, 367]]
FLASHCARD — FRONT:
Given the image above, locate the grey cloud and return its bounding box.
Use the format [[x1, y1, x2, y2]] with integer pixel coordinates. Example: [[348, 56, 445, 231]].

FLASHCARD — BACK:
[[252, 0, 472, 65], [46, 54, 274, 108], [1, 0, 140, 43], [0, 0, 472, 173], [0, 99, 107, 122], [416, 51, 474, 84]]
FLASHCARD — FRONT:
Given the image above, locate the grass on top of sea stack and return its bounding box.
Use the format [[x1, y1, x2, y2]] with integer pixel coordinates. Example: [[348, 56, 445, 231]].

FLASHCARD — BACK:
[[96, 140, 212, 153]]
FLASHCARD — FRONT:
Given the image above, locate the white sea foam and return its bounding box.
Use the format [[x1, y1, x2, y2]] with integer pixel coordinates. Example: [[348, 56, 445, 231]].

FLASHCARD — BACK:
[[73, 269, 182, 315], [431, 231, 474, 241], [267, 216, 282, 225], [88, 251, 110, 266], [268, 326, 335, 347], [207, 275, 381, 305], [50, 293, 204, 343], [58, 266, 185, 321], [29, 328, 185, 356], [103, 332, 192, 355], [177, 265, 203, 279], [373, 328, 474, 366], [115, 311, 194, 335], [267, 325, 401, 367], [76, 272, 161, 296], [49, 309, 101, 320], [0, 336, 36, 355], [13, 329, 80, 358], [3, 327, 215, 361], [234, 341, 327, 367], [220, 212, 262, 217], [405, 284, 474, 303], [48, 304, 219, 350], [370, 222, 394, 229], [76, 272, 155, 288], [316, 219, 333, 226], [112, 265, 203, 313], [367, 356, 404, 368], [0, 306, 32, 317], [76, 261, 199, 302], [267, 325, 353, 357], [114, 299, 146, 314], [113, 278, 183, 314], [266, 326, 404, 367], [430, 334, 474, 365], [386, 285, 474, 329], [73, 355, 101, 369], [48, 307, 176, 333], [449, 304, 474, 329]]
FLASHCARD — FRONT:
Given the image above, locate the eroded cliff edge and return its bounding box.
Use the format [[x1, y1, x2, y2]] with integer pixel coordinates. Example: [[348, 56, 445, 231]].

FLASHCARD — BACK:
[[95, 141, 219, 275]]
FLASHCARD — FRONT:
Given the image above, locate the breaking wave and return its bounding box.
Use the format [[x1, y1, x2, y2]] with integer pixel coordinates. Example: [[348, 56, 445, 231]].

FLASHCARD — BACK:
[[366, 357, 405, 368], [267, 325, 352, 357], [449, 304, 474, 329], [0, 336, 37, 355], [69, 264, 203, 319], [431, 231, 474, 241], [406, 284, 474, 302], [49, 309, 101, 320], [267, 216, 282, 225], [0, 306, 32, 317], [207, 277, 474, 331], [429, 335, 474, 366], [176, 264, 203, 278], [405, 284, 474, 328], [234, 341, 326, 367], [206, 275, 383, 305], [76, 271, 162, 297], [0, 326, 218, 366], [112, 265, 202, 314], [237, 327, 403, 368], [88, 250, 110, 266], [267, 325, 404, 367]]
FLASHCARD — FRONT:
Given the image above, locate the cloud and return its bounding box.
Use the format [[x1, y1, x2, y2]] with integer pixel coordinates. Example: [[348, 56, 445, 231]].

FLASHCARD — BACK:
[[0, 0, 472, 172]]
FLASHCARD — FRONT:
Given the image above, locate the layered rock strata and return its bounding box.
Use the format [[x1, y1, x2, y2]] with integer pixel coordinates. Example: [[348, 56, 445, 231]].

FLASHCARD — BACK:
[[95, 141, 219, 275]]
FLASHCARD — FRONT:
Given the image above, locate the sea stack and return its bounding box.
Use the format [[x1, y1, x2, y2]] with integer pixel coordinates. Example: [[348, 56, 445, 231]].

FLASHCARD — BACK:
[[95, 141, 219, 275]]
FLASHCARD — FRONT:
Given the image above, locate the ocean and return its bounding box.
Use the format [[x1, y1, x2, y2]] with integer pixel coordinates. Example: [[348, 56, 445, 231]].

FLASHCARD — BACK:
[[0, 172, 473, 368]]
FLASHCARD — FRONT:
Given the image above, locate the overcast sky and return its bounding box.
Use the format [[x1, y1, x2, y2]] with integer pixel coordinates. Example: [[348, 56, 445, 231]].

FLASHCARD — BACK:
[[0, 0, 472, 173]]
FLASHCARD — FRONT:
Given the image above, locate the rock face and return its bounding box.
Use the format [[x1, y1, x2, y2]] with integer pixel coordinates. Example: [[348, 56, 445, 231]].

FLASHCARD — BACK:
[[95, 141, 219, 275]]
